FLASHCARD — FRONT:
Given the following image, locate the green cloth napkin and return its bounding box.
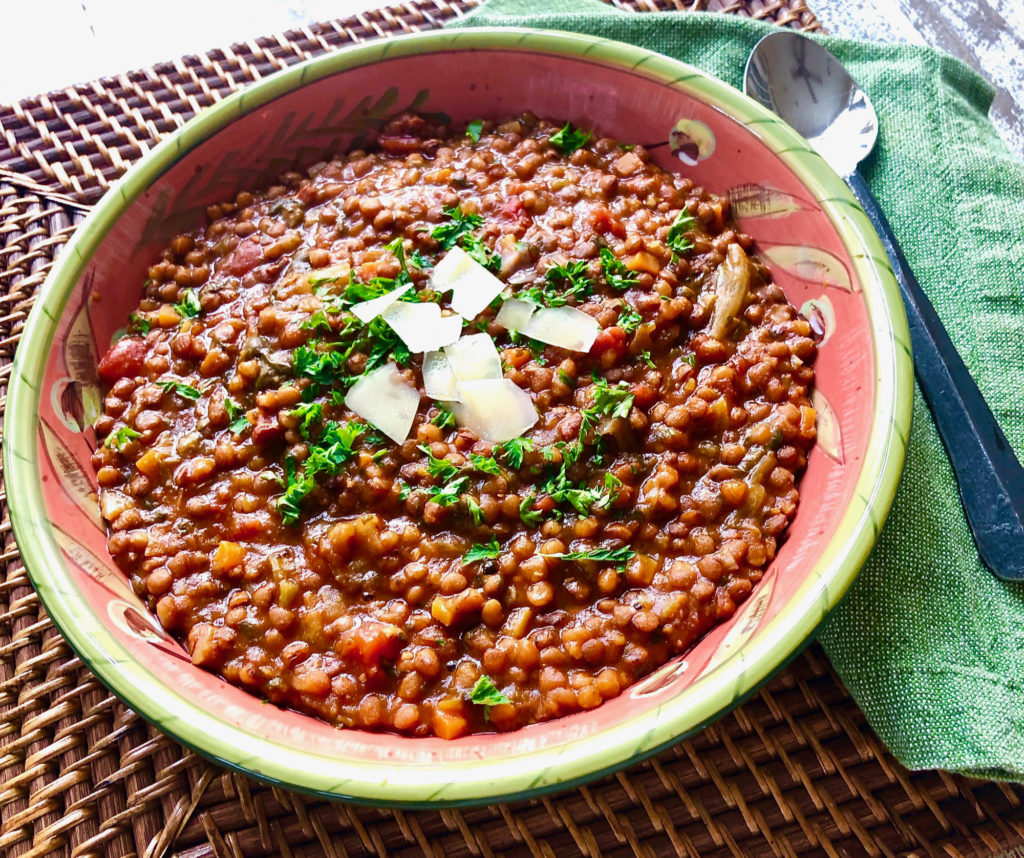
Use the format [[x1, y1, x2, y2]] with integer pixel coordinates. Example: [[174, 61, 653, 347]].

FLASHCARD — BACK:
[[454, 0, 1024, 782]]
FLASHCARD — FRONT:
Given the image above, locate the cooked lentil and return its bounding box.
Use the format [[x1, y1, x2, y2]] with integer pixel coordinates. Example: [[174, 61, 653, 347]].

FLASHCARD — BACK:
[[92, 113, 817, 739]]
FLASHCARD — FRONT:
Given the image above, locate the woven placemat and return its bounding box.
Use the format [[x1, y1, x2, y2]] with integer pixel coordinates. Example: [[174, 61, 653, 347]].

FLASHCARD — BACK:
[[2, 1, 1024, 856]]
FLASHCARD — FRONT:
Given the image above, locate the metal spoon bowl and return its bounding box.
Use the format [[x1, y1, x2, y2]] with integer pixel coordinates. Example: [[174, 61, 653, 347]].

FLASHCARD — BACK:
[[745, 30, 1024, 582]]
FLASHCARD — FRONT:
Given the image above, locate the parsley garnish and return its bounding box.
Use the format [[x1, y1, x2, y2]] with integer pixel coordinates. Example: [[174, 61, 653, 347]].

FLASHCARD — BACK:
[[105, 426, 141, 450], [463, 536, 500, 564], [427, 476, 468, 507], [128, 313, 152, 335], [431, 205, 498, 272], [519, 495, 544, 527], [495, 437, 534, 470], [158, 379, 201, 400], [617, 305, 643, 334], [430, 403, 457, 429], [224, 397, 251, 434], [277, 420, 364, 524], [409, 250, 431, 270], [397, 481, 412, 501], [383, 236, 413, 284], [290, 401, 324, 439], [590, 377, 634, 420], [466, 119, 484, 143], [549, 122, 591, 156], [469, 674, 511, 715], [518, 261, 594, 308], [599, 247, 639, 291], [173, 288, 202, 319], [418, 445, 459, 482], [469, 453, 500, 475], [640, 350, 656, 369], [301, 310, 336, 333], [466, 496, 485, 526], [544, 547, 636, 569], [666, 209, 697, 256]]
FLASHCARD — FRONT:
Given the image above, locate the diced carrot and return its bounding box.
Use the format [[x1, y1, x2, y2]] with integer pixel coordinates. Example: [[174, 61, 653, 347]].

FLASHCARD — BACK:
[[433, 710, 468, 740], [431, 595, 458, 627], [135, 449, 163, 479], [211, 540, 245, 574], [625, 251, 660, 274]]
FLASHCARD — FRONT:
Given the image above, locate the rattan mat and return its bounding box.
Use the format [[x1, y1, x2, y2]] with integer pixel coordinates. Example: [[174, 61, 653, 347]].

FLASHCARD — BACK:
[[2, 1, 1023, 856]]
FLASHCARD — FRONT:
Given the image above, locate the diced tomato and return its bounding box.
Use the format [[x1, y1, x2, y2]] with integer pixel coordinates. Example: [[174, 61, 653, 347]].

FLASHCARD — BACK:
[[587, 206, 626, 238], [97, 336, 147, 382], [589, 326, 627, 357], [337, 621, 404, 665], [252, 415, 284, 445], [222, 238, 264, 276], [630, 381, 658, 409]]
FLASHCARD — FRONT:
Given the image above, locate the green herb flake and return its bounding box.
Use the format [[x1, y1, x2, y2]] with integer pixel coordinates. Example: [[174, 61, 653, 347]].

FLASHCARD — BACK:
[[105, 426, 142, 451], [666, 209, 697, 256], [590, 377, 635, 420], [466, 119, 484, 143], [276, 420, 364, 524], [466, 496, 485, 526], [173, 288, 202, 319], [496, 437, 535, 470], [431, 205, 498, 272], [640, 350, 656, 369], [469, 674, 511, 714], [428, 476, 469, 507], [519, 260, 594, 308], [224, 397, 251, 434], [129, 313, 152, 335], [545, 546, 636, 569], [549, 122, 592, 157], [158, 379, 201, 400], [418, 445, 459, 482], [599, 247, 639, 291], [409, 250, 431, 270], [617, 304, 643, 334], [519, 495, 544, 527], [397, 480, 412, 501], [290, 401, 324, 440], [430, 403, 457, 430], [463, 536, 500, 564], [469, 453, 500, 475]]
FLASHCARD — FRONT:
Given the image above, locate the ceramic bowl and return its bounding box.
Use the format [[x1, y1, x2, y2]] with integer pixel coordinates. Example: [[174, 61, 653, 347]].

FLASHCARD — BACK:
[[4, 28, 912, 806]]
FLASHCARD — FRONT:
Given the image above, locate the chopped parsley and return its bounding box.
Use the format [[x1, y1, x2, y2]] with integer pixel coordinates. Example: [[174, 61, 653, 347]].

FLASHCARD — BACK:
[[158, 379, 201, 400], [430, 403, 457, 429], [666, 209, 697, 256], [469, 674, 511, 716], [173, 288, 202, 319], [224, 397, 251, 434], [469, 453, 500, 475], [277, 420, 364, 524], [544, 546, 636, 569], [463, 536, 501, 564], [495, 437, 535, 470], [599, 247, 639, 291], [105, 426, 141, 450], [128, 313, 152, 335], [518, 260, 594, 308], [301, 310, 336, 333], [617, 304, 643, 334], [519, 495, 544, 527], [466, 119, 484, 143], [466, 496, 485, 526], [418, 445, 459, 482], [290, 401, 324, 439], [640, 350, 656, 369], [409, 249, 431, 270], [549, 122, 591, 156], [590, 377, 635, 420], [431, 204, 498, 272], [427, 476, 468, 507]]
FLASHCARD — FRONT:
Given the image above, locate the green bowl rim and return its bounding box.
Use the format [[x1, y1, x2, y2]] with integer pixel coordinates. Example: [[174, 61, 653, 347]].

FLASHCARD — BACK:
[[3, 26, 913, 807]]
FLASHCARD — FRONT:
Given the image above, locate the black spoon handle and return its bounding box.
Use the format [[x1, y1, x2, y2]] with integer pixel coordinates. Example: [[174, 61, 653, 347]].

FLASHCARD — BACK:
[[846, 169, 1024, 581]]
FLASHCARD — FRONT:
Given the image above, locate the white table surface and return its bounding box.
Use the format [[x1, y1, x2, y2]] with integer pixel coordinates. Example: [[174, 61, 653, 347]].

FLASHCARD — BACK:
[[3, 0, 1021, 160]]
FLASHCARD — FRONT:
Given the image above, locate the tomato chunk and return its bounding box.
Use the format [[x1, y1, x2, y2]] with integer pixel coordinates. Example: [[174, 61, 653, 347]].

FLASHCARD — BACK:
[[97, 336, 147, 382]]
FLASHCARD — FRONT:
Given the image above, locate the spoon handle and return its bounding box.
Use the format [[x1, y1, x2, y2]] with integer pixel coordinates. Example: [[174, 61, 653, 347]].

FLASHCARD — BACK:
[[846, 169, 1024, 581]]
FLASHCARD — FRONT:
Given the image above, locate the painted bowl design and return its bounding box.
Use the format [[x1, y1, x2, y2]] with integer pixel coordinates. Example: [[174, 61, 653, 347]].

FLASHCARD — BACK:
[[4, 28, 912, 806]]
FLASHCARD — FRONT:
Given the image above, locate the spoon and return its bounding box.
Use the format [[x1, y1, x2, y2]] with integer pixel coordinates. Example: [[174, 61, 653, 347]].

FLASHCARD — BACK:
[[745, 30, 1024, 582]]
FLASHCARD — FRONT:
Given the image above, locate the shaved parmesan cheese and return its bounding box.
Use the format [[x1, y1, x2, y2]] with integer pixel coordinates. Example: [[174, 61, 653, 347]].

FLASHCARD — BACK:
[[344, 362, 420, 444], [495, 298, 536, 333], [453, 379, 538, 443], [351, 283, 412, 323], [382, 301, 462, 353], [422, 350, 459, 401], [443, 332, 503, 381], [522, 306, 600, 352], [430, 246, 505, 320]]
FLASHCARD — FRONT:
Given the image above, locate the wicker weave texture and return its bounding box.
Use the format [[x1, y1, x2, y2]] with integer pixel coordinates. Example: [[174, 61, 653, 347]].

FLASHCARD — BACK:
[[3, 0, 1024, 856]]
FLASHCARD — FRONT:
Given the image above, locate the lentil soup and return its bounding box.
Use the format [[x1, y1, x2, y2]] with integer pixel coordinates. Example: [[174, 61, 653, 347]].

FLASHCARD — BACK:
[[91, 114, 817, 740]]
